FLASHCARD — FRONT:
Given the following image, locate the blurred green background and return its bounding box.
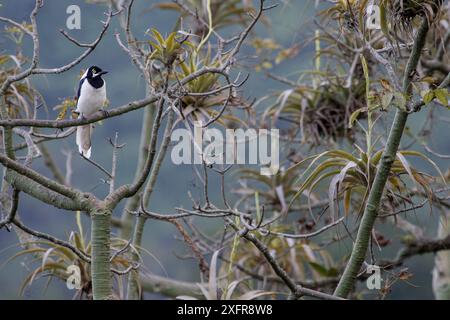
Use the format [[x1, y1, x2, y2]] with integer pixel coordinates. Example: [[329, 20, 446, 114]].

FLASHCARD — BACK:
[[0, 0, 448, 299]]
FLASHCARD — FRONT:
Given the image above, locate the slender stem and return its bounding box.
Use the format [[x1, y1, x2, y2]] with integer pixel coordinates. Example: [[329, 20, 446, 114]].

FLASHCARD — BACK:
[[127, 111, 175, 300], [432, 211, 450, 300], [142, 111, 175, 207], [38, 143, 66, 185], [241, 228, 343, 300], [105, 96, 165, 207], [126, 214, 145, 300], [109, 132, 120, 193], [120, 105, 154, 238]]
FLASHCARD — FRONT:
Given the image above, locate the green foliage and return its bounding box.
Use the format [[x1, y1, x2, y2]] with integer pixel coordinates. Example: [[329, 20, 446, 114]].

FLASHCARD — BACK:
[[421, 88, 450, 107], [55, 97, 77, 120], [265, 75, 366, 143], [147, 28, 195, 67], [289, 147, 444, 218], [146, 28, 244, 127], [0, 54, 39, 118], [5, 214, 138, 299], [3, 22, 32, 44]]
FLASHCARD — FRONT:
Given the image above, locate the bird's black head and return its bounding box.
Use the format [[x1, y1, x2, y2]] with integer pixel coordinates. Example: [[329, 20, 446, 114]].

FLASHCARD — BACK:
[[86, 65, 108, 79]]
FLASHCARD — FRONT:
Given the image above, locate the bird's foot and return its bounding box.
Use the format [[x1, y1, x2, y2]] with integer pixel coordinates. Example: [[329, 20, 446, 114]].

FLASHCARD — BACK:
[[99, 108, 110, 117]]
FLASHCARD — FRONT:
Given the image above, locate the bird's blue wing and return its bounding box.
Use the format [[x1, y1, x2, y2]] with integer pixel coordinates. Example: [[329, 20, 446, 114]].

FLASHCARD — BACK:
[[76, 77, 85, 100]]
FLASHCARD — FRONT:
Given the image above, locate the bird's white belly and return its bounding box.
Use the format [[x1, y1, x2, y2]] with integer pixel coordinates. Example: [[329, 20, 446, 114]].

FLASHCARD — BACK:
[[76, 81, 106, 116]]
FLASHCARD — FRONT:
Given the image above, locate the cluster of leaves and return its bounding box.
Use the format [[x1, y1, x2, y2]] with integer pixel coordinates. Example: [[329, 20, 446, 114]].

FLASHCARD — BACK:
[[155, 0, 254, 37], [289, 147, 443, 220], [347, 58, 449, 120], [224, 233, 338, 289], [180, 235, 337, 300], [0, 54, 39, 119], [233, 166, 302, 213], [178, 250, 276, 300], [286, 54, 445, 223], [147, 29, 244, 126], [421, 87, 450, 109], [266, 0, 448, 146], [4, 214, 138, 299], [0, 23, 48, 120], [251, 37, 301, 71], [324, 0, 444, 41], [54, 97, 77, 120], [265, 76, 366, 144], [386, 0, 444, 30], [178, 57, 243, 126], [3, 22, 32, 44], [321, 0, 371, 31], [147, 28, 195, 68]]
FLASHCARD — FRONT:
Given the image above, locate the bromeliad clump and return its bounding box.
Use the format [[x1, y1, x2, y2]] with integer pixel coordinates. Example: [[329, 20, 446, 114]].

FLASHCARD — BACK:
[[389, 0, 443, 22], [265, 76, 366, 145], [386, 0, 444, 37], [147, 28, 246, 127]]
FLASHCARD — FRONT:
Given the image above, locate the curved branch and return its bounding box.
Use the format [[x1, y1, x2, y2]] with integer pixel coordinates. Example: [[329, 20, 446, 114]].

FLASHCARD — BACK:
[[5, 170, 82, 211], [238, 225, 344, 300], [0, 152, 81, 200], [12, 218, 91, 262], [31, 7, 117, 75], [0, 94, 160, 128], [105, 95, 165, 206]]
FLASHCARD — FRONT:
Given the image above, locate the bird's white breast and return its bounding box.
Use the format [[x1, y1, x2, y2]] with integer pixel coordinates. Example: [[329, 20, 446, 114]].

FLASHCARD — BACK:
[[76, 80, 107, 116]]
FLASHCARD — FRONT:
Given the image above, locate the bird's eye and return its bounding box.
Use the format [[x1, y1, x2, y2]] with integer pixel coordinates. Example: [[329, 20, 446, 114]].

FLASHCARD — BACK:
[[92, 69, 97, 74]]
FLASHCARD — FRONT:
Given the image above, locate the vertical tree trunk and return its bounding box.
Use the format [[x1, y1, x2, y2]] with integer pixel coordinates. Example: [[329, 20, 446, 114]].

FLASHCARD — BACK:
[[91, 207, 112, 300], [433, 211, 450, 300], [334, 18, 430, 298], [334, 110, 408, 297]]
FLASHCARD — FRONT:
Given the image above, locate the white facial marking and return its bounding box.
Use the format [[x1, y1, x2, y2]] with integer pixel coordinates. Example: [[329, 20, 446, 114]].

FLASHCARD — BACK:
[[81, 69, 88, 79]]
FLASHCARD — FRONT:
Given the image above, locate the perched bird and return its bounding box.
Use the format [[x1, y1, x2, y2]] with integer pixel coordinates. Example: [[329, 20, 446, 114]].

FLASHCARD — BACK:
[[75, 65, 108, 158]]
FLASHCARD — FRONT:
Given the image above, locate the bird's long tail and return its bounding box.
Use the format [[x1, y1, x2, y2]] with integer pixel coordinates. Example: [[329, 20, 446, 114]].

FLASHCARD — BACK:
[[76, 124, 92, 158]]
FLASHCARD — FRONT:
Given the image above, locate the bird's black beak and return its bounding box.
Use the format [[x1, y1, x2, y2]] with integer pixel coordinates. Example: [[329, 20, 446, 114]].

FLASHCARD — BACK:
[[99, 71, 108, 76]]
